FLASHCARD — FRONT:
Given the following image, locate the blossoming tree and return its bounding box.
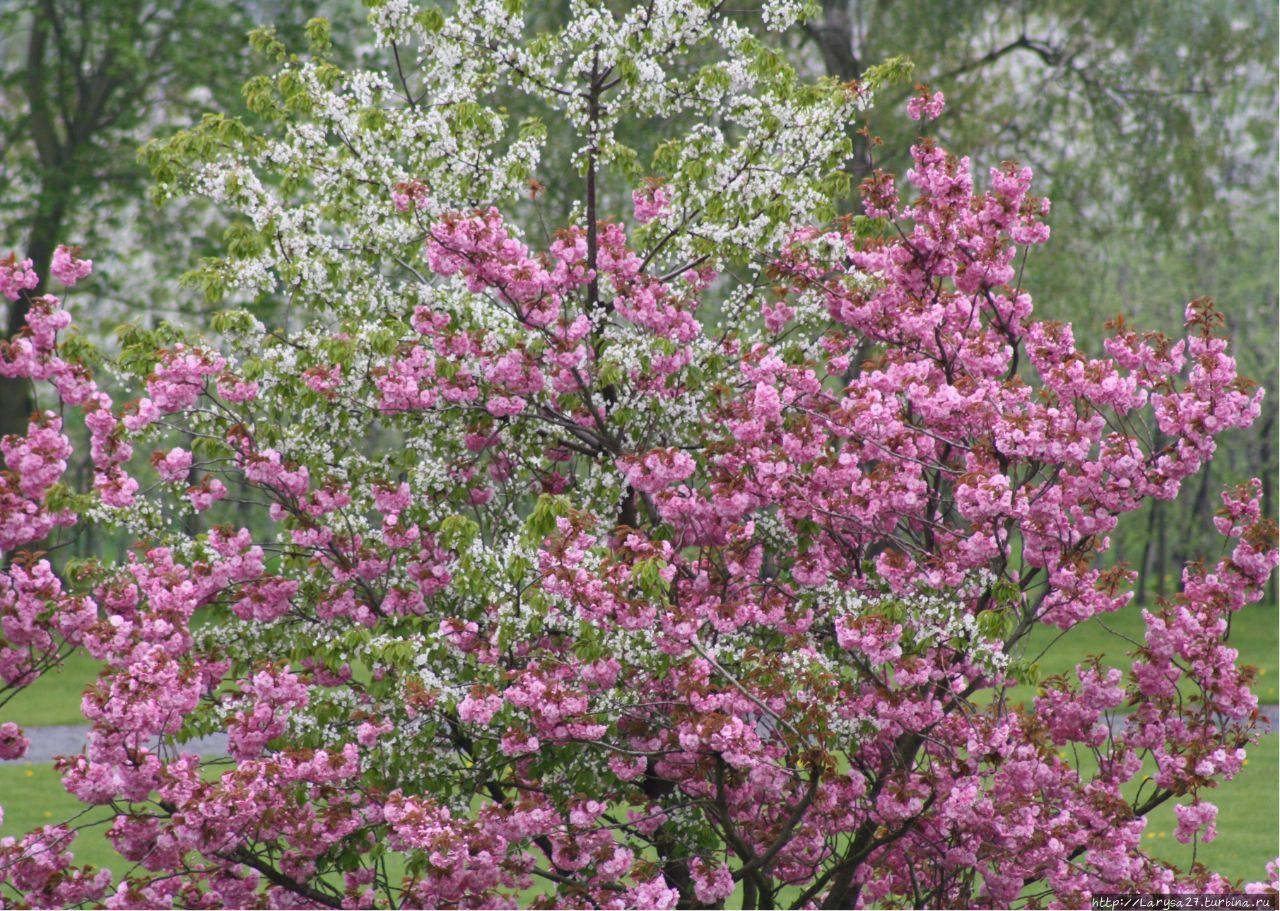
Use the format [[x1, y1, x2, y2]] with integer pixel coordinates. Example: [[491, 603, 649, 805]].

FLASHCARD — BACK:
[[1, 1, 1276, 908]]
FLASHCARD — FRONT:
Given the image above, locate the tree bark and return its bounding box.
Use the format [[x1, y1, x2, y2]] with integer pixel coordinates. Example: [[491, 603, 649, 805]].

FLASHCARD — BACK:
[[1, 15, 73, 449], [807, 0, 860, 82], [804, 1, 873, 203], [1154, 500, 1168, 600], [0, 182, 69, 447], [1136, 501, 1157, 604]]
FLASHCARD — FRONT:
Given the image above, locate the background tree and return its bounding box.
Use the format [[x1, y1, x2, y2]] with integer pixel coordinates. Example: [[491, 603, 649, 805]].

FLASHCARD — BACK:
[[0, 0, 343, 441], [793, 0, 1279, 601]]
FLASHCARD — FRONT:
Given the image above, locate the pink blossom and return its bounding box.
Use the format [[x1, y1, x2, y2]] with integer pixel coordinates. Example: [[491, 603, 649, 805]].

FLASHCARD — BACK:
[[458, 689, 504, 725], [632, 183, 672, 224], [1174, 801, 1219, 844], [0, 722, 29, 760], [907, 87, 946, 121], [0, 254, 38, 301], [187, 477, 227, 511], [626, 877, 680, 909], [0, 90, 1272, 911], [50, 245, 93, 286], [153, 448, 193, 483]]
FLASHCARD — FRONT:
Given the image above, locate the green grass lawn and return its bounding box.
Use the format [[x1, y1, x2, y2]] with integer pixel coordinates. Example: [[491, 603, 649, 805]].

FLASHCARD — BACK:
[[3, 650, 103, 727], [0, 761, 120, 874], [1142, 731, 1279, 883], [1004, 601, 1279, 709]]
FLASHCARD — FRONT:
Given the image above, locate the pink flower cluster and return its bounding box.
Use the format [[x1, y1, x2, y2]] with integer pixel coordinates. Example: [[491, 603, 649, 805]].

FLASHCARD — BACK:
[[907, 84, 946, 121], [50, 245, 92, 287], [632, 182, 672, 224], [0, 254, 38, 301], [0, 722, 29, 760]]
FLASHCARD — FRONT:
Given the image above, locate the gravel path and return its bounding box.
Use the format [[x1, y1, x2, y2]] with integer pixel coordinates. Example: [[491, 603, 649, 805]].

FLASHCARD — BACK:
[[19, 727, 228, 763], [1101, 703, 1279, 733], [13, 705, 1278, 764]]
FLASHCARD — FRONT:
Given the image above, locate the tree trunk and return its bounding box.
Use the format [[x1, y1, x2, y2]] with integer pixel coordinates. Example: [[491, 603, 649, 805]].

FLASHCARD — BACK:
[[1154, 501, 1168, 601], [0, 173, 70, 448], [1, 14, 70, 451], [1175, 464, 1213, 593], [808, 0, 860, 82], [1136, 502, 1157, 604], [805, 0, 873, 205]]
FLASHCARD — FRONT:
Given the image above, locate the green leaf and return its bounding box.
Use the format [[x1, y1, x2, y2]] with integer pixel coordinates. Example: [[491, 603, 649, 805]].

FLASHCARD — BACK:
[[861, 55, 915, 91], [304, 17, 332, 56], [439, 514, 480, 551], [416, 7, 445, 32], [632, 557, 670, 600], [523, 493, 569, 545]]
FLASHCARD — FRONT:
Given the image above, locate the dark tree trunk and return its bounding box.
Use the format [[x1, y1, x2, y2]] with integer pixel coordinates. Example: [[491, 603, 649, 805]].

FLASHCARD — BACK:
[[1175, 464, 1213, 593], [1136, 502, 1157, 604], [808, 0, 860, 82], [805, 0, 873, 203], [1154, 501, 1168, 600], [2, 15, 72, 450], [0, 191, 69, 450]]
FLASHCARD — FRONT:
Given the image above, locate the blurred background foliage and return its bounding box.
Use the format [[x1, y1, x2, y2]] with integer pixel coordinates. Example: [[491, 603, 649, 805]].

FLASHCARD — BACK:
[[0, 0, 1275, 603], [786, 0, 1278, 605]]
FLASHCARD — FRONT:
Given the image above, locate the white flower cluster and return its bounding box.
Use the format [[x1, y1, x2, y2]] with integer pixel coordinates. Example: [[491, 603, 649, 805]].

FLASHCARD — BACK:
[[123, 0, 878, 776], [817, 574, 1011, 675], [761, 0, 815, 32]]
